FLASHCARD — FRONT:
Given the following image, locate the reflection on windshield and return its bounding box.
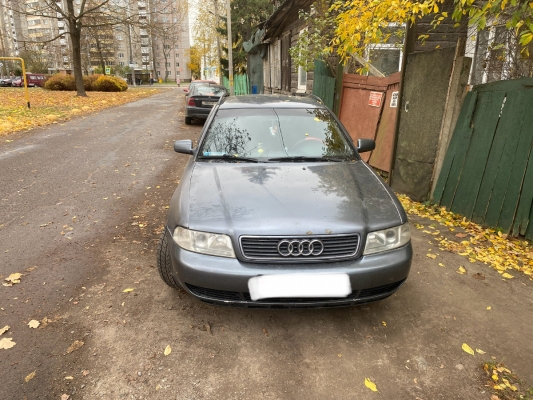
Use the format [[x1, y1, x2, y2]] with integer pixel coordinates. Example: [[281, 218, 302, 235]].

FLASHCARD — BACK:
[[202, 118, 253, 156], [200, 108, 356, 161]]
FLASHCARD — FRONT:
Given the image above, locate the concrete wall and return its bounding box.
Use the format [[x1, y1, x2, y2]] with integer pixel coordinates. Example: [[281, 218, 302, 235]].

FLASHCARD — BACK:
[[391, 47, 457, 201]]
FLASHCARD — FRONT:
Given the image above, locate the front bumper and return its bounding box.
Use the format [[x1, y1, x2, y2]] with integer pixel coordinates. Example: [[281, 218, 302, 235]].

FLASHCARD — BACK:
[[164, 228, 412, 308]]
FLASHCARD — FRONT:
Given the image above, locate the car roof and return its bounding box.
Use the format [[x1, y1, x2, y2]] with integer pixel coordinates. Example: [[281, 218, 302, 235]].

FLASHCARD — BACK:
[[219, 94, 324, 109]]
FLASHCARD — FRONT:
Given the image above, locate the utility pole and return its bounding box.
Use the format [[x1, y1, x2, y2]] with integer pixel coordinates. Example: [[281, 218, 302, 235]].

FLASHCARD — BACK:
[[226, 0, 233, 95], [213, 0, 222, 84]]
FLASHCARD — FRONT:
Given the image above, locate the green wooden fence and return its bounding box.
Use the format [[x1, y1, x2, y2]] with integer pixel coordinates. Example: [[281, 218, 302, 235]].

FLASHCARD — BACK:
[[312, 60, 335, 110], [222, 74, 249, 95], [433, 78, 533, 240]]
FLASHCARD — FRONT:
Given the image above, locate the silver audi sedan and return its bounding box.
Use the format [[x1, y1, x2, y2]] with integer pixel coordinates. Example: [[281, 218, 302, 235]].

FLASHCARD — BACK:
[[158, 94, 412, 308]]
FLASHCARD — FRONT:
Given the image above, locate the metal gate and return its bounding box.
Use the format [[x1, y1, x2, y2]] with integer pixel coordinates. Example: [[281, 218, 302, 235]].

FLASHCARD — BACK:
[[337, 72, 401, 176], [433, 78, 533, 239]]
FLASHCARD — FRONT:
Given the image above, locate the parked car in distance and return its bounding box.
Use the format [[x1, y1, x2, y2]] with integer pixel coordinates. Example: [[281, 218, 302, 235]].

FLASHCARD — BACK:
[[158, 94, 412, 308], [182, 80, 217, 95], [6, 74, 48, 87], [0, 77, 13, 87], [11, 77, 23, 87], [184, 84, 228, 125], [25, 73, 48, 87]]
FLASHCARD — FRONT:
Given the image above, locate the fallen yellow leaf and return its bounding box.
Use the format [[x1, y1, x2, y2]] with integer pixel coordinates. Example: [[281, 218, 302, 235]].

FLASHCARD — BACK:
[[66, 340, 84, 354], [426, 253, 437, 259], [457, 266, 466, 275], [475, 348, 486, 354], [364, 377, 378, 392], [122, 288, 134, 293], [501, 273, 514, 279], [25, 371, 36, 382], [28, 320, 40, 329], [382, 321, 387, 327], [462, 342, 475, 356], [0, 337, 16, 349], [0, 326, 9, 335], [4, 272, 22, 285], [486, 306, 492, 310], [164, 345, 172, 356]]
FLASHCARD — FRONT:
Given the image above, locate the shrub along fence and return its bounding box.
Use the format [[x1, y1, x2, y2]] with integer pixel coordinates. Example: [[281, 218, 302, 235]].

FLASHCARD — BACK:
[[432, 78, 533, 240]]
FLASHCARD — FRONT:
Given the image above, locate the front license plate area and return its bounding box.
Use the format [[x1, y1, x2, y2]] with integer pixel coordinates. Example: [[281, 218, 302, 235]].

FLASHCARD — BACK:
[[248, 273, 351, 301]]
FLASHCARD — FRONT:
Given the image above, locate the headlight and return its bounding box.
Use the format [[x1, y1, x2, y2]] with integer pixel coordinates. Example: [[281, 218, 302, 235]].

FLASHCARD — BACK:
[[364, 223, 411, 255], [173, 227, 236, 258]]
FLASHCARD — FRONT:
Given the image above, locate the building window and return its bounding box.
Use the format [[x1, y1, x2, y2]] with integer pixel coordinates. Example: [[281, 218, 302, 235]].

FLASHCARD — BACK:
[[175, 62, 179, 67], [175, 45, 179, 49], [164, 44, 170, 49], [364, 24, 404, 76]]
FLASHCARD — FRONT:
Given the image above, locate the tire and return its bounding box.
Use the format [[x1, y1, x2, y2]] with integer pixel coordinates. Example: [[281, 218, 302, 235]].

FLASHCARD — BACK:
[[185, 116, 192, 125], [157, 231, 182, 289]]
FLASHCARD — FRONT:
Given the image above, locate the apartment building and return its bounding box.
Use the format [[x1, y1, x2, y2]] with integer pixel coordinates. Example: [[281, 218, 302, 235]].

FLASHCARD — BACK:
[[0, 0, 191, 80]]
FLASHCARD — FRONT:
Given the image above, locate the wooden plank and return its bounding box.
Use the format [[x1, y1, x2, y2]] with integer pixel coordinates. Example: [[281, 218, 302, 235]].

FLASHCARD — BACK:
[[512, 148, 533, 236], [473, 77, 533, 93], [485, 89, 533, 228], [525, 200, 533, 240], [323, 76, 335, 109], [449, 90, 506, 219], [471, 91, 526, 223], [433, 91, 477, 205], [497, 92, 533, 232]]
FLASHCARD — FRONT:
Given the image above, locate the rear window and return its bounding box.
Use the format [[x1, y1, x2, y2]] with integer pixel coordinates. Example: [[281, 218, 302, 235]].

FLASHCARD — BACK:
[[200, 108, 356, 159], [194, 86, 227, 96]]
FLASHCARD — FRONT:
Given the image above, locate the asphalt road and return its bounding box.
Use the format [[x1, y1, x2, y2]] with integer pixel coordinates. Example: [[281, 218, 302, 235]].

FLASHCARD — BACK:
[[1, 90, 532, 399]]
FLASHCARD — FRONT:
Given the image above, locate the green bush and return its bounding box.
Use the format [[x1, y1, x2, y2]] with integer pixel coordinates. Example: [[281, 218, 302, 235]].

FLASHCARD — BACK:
[[83, 74, 103, 91], [92, 75, 128, 92], [44, 74, 76, 91], [44, 74, 128, 92]]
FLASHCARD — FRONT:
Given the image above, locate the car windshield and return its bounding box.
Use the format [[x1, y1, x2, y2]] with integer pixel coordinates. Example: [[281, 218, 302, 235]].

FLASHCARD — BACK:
[[199, 108, 357, 161], [194, 86, 227, 96]]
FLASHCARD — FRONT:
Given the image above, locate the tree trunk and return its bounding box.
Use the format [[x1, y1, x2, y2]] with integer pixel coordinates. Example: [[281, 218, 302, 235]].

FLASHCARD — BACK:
[[66, 0, 86, 96], [95, 36, 105, 75]]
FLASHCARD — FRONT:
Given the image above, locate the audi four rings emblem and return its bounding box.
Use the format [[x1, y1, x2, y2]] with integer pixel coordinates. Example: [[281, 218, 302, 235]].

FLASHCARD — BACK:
[[277, 239, 324, 257]]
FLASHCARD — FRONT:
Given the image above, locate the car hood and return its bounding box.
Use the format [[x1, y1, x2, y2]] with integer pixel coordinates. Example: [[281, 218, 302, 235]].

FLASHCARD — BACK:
[[183, 161, 404, 237]]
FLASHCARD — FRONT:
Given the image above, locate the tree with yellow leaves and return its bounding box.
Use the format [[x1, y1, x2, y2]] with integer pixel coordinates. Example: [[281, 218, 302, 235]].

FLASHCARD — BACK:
[[291, 0, 533, 71]]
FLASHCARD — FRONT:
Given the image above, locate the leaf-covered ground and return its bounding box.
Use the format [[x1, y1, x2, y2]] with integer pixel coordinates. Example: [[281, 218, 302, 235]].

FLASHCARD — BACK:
[[0, 88, 166, 136], [398, 194, 533, 280]]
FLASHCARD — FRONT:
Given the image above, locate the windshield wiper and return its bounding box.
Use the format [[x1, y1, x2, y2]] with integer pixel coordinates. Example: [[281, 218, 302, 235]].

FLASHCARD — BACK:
[[198, 154, 260, 163], [268, 156, 344, 162]]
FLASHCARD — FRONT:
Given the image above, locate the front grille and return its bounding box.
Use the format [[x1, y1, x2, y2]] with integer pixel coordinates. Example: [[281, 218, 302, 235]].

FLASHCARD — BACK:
[[185, 279, 405, 308], [240, 234, 360, 262]]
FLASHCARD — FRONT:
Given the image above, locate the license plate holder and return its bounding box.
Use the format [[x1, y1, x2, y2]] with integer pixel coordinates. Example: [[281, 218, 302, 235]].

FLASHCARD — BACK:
[[248, 273, 351, 301]]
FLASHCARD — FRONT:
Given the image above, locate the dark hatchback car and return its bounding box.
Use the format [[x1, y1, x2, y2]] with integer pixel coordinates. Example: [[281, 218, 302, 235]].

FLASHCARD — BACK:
[[159, 94, 412, 308], [184, 84, 227, 125]]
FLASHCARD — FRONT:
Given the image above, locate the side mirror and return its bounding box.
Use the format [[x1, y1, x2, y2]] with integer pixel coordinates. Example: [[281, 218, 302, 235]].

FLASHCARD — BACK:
[[357, 138, 375, 153], [174, 140, 194, 155]]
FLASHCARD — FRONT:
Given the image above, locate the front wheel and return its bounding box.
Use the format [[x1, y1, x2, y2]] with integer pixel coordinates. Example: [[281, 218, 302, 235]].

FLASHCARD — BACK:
[[157, 231, 182, 289]]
